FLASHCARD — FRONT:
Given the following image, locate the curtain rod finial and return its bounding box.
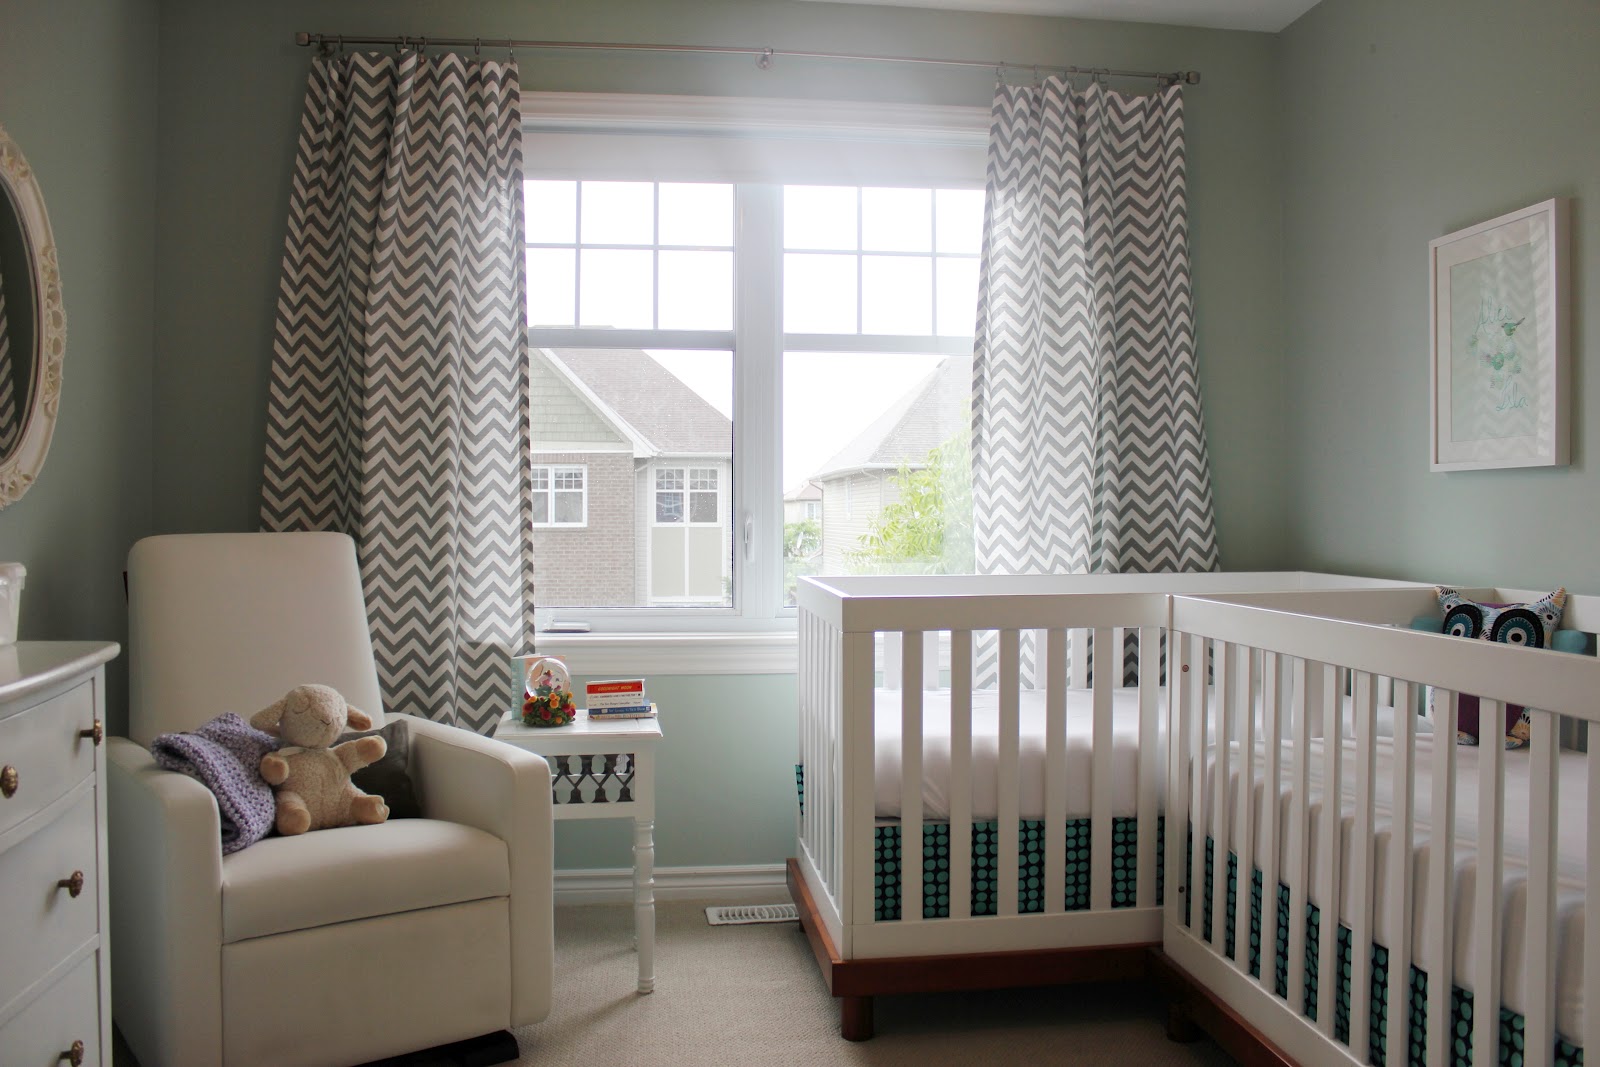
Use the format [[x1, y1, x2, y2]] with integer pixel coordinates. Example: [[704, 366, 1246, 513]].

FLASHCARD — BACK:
[[1184, 71, 1201, 85], [295, 31, 312, 47]]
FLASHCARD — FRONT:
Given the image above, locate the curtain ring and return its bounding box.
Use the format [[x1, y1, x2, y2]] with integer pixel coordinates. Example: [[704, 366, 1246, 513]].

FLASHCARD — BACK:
[[474, 37, 482, 56], [757, 47, 774, 70], [394, 35, 404, 54]]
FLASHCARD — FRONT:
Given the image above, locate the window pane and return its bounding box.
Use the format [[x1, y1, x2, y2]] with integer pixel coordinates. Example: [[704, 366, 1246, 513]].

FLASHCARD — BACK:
[[935, 188, 985, 254], [526, 249, 576, 327], [581, 181, 654, 244], [861, 187, 932, 253], [861, 255, 933, 335], [525, 180, 577, 244], [784, 186, 857, 251], [689, 491, 717, 523], [579, 249, 653, 329], [659, 183, 733, 247], [531, 493, 550, 524], [658, 251, 733, 330], [784, 253, 858, 333], [554, 491, 584, 524], [783, 351, 974, 602], [936, 256, 981, 337], [531, 350, 732, 609]]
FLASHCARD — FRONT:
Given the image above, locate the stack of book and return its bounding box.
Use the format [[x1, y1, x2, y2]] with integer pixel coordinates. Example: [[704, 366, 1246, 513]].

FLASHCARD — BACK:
[[585, 679, 654, 719]]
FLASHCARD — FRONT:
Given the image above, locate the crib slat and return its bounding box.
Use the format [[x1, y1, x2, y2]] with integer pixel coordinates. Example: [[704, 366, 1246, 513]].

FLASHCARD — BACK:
[[998, 629, 1021, 918], [1314, 662, 1340, 1038], [1472, 699, 1505, 1067], [1524, 708, 1558, 1067], [1091, 627, 1114, 912], [1188, 635, 1208, 939], [1285, 657, 1312, 1020], [1348, 670, 1378, 1060], [1045, 628, 1069, 914], [900, 631, 925, 925], [843, 631, 876, 937], [1165, 631, 1193, 931], [1257, 651, 1284, 998], [1386, 681, 1416, 1067], [949, 631, 974, 922], [1136, 626, 1161, 910], [1426, 692, 1458, 1067], [1587, 742, 1600, 1058], [1232, 643, 1256, 973], [1211, 640, 1234, 954]]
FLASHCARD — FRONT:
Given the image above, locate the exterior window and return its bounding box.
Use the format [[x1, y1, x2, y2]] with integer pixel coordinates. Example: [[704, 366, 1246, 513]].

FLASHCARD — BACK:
[[531, 465, 587, 527], [523, 169, 981, 623]]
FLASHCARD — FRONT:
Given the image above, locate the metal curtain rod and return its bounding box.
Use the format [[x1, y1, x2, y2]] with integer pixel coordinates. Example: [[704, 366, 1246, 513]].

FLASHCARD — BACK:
[[292, 32, 1200, 85]]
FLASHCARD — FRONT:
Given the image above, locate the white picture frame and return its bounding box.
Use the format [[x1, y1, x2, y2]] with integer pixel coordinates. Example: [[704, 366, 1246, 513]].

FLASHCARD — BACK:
[[1429, 198, 1569, 472]]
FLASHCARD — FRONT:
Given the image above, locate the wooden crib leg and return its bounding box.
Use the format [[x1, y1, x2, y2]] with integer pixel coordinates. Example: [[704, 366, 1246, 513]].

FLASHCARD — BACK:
[[840, 996, 875, 1041]]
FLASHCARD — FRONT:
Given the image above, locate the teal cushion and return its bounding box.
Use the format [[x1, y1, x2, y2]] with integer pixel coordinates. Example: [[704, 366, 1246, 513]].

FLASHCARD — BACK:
[[1552, 628, 1591, 655], [1409, 615, 1443, 633]]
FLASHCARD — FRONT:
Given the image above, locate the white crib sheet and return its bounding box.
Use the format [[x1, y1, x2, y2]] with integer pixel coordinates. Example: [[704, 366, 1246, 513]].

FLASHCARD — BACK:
[[1200, 733, 1589, 1040]]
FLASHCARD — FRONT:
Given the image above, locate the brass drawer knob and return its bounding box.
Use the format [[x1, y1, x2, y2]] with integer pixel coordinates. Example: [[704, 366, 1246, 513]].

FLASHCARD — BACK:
[[0, 764, 15, 798], [57, 870, 84, 898], [59, 1040, 85, 1066], [78, 719, 103, 746]]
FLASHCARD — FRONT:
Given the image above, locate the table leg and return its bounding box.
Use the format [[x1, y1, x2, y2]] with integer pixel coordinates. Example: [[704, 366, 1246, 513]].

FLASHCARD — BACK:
[[634, 817, 655, 993]]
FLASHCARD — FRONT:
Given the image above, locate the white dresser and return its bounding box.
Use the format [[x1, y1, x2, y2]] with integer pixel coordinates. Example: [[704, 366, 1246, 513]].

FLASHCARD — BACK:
[[0, 642, 119, 1067]]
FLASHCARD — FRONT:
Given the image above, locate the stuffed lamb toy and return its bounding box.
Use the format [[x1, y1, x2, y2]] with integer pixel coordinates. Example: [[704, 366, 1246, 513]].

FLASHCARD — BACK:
[[250, 683, 390, 835]]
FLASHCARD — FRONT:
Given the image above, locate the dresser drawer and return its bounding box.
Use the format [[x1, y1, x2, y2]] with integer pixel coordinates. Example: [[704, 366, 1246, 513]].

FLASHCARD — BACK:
[[0, 791, 100, 1018], [0, 953, 101, 1067], [0, 681, 96, 838]]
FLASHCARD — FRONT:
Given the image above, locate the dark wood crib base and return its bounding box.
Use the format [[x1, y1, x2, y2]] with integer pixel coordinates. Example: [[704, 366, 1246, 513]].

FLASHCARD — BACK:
[[786, 857, 1154, 1042]]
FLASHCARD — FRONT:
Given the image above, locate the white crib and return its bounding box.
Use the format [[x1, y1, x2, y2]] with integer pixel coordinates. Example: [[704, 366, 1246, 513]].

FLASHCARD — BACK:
[[1160, 586, 1600, 1067], [790, 570, 1425, 1041]]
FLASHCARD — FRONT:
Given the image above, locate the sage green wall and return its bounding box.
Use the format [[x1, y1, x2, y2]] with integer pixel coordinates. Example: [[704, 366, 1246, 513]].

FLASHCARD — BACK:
[[152, 0, 1286, 871], [0, 0, 159, 736], [1280, 0, 1600, 591]]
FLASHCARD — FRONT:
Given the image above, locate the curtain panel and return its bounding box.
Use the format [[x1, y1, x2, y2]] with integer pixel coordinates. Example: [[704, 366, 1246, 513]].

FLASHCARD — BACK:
[[261, 51, 534, 733], [972, 78, 1219, 580]]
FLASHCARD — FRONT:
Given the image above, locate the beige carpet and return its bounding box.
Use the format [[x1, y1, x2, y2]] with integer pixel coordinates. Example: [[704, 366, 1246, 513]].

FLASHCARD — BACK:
[[509, 902, 1240, 1066]]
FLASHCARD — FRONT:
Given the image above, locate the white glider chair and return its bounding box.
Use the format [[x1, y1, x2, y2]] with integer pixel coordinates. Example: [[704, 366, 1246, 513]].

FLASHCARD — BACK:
[[108, 532, 552, 1067]]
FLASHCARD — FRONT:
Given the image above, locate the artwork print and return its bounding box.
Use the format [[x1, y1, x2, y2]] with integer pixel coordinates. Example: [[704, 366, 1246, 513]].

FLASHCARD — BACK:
[[1448, 243, 1540, 442]]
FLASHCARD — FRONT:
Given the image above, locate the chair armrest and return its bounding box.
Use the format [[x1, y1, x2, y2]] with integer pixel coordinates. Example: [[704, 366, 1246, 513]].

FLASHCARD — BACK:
[[107, 737, 225, 1067], [397, 714, 553, 1027]]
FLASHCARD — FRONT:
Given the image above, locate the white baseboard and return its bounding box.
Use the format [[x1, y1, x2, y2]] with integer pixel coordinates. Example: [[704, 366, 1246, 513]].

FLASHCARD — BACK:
[[554, 863, 788, 906]]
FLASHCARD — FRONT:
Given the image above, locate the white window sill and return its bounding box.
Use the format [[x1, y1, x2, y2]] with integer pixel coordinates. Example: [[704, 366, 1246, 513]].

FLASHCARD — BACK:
[[533, 631, 798, 676]]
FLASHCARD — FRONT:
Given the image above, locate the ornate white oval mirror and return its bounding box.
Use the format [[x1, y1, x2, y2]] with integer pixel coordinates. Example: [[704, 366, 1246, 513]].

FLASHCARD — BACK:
[[0, 123, 65, 508]]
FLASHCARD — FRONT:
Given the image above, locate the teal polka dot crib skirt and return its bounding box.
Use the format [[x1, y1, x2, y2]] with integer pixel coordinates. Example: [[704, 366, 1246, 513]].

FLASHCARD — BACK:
[[871, 815, 1164, 920], [1192, 833, 1585, 1067]]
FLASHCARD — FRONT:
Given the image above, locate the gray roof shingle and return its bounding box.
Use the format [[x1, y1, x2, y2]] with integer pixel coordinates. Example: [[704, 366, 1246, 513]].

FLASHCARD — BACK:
[[548, 348, 732, 456], [811, 356, 970, 480]]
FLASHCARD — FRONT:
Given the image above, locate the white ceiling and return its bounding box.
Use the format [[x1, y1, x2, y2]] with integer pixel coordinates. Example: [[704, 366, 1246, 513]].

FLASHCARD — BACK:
[[798, 0, 1322, 33]]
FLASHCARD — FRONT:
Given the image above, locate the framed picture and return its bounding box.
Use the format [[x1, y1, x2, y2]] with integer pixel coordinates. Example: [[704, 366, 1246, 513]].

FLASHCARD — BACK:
[[1430, 198, 1569, 471]]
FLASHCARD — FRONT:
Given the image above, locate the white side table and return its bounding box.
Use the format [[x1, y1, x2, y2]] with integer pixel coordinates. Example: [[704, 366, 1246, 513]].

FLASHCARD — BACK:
[[494, 709, 662, 994]]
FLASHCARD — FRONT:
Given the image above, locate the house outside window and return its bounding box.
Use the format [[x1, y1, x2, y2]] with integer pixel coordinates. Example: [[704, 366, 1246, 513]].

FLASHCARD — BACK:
[[521, 95, 987, 632], [532, 464, 588, 527]]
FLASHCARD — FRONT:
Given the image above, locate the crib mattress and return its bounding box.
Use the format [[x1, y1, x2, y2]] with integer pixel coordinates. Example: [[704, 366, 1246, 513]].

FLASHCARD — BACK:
[[870, 686, 1418, 822], [1199, 733, 1589, 1040]]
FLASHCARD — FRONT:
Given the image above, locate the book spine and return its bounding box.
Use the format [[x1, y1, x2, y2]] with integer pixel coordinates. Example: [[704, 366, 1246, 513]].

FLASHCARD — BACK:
[[586, 704, 654, 717], [586, 679, 645, 695], [587, 692, 649, 708]]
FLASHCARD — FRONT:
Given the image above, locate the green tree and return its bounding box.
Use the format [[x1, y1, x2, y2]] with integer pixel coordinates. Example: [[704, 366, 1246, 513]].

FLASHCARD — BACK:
[[847, 428, 974, 575], [783, 516, 823, 603]]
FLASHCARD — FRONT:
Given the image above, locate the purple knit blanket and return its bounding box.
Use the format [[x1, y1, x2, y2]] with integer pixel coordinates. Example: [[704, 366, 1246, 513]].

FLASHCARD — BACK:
[[151, 713, 280, 854]]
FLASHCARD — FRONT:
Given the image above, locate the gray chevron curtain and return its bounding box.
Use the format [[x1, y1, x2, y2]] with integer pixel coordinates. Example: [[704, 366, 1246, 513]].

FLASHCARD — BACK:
[[260, 51, 535, 733], [972, 78, 1219, 583]]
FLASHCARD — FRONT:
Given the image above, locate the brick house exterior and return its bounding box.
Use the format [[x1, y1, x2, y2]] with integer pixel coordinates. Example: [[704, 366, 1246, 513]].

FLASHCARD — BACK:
[[531, 348, 732, 609]]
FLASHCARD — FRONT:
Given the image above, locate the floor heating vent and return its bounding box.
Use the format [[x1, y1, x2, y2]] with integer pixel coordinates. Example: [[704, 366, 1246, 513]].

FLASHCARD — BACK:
[[704, 903, 799, 926]]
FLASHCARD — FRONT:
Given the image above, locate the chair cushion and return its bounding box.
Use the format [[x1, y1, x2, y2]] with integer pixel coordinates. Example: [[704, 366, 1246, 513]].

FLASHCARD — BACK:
[[221, 819, 509, 944]]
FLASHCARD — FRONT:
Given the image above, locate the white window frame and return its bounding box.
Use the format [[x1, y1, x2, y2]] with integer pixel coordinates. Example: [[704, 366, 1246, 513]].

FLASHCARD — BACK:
[[523, 94, 987, 665], [530, 463, 589, 528]]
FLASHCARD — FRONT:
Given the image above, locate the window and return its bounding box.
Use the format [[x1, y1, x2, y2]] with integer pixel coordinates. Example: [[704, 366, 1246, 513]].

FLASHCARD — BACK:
[[531, 465, 587, 527], [522, 95, 987, 630]]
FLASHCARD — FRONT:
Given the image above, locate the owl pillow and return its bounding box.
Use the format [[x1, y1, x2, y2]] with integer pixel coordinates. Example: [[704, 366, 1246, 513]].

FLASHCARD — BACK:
[[1430, 587, 1566, 747]]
